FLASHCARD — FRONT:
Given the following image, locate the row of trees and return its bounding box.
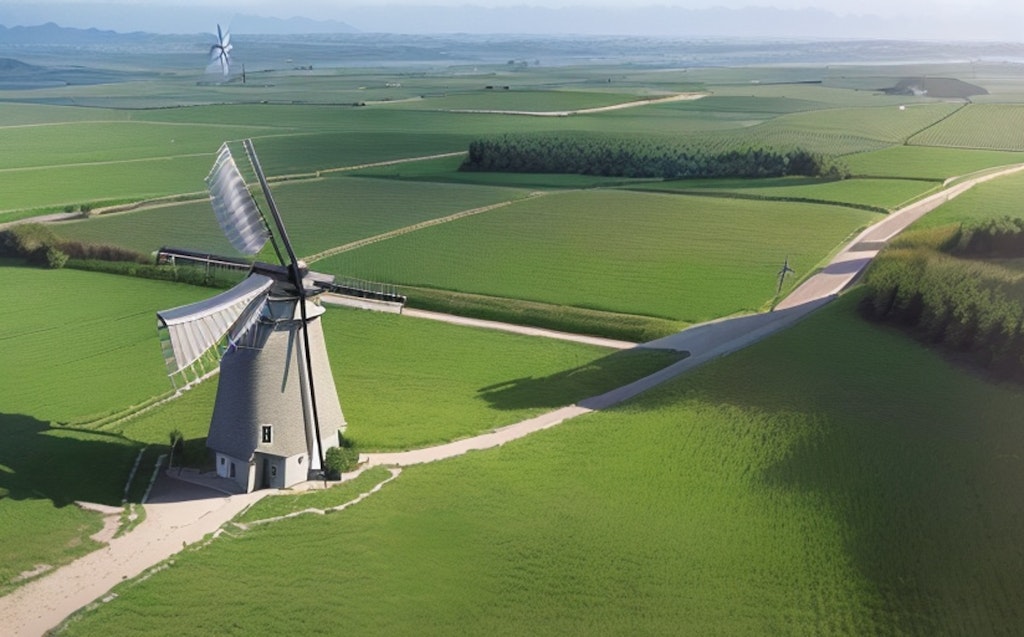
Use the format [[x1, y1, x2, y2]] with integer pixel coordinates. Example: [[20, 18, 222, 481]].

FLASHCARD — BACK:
[[461, 133, 850, 179], [859, 218, 1024, 378]]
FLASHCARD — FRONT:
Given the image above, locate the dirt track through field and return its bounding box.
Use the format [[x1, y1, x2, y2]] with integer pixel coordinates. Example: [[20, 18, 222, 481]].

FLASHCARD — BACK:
[[4, 162, 1023, 636], [446, 92, 707, 116]]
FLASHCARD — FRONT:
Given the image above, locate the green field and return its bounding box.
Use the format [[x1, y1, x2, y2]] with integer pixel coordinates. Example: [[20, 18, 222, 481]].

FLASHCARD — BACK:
[[316, 189, 881, 322], [52, 175, 533, 258], [844, 145, 1024, 180], [6, 42, 1024, 634], [630, 176, 937, 211], [909, 103, 1024, 151], [907, 168, 1024, 229], [57, 294, 1024, 635], [113, 306, 683, 452]]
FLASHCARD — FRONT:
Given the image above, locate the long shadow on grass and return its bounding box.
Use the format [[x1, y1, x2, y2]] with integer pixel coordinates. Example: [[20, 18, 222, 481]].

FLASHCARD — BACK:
[[479, 348, 685, 411], [657, 297, 1024, 633], [0, 413, 142, 507]]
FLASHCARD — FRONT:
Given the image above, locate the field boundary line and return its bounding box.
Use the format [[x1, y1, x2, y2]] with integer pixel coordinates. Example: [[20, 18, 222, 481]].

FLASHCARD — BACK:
[[446, 92, 708, 117], [304, 192, 547, 263], [233, 467, 401, 529]]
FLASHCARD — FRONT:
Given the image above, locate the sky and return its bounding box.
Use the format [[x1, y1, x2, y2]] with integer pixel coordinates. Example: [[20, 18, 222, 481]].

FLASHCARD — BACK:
[[2, 0, 1023, 40]]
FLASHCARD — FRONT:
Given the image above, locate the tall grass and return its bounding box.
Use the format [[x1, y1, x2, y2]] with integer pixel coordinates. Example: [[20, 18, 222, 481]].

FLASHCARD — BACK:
[[58, 294, 1024, 635]]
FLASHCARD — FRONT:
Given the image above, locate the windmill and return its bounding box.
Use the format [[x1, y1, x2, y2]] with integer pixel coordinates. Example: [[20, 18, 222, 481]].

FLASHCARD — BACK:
[[209, 24, 232, 77], [156, 140, 365, 492]]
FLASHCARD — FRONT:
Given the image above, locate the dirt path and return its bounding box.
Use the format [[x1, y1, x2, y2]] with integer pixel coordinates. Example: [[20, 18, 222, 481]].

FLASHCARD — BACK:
[[304, 193, 547, 264], [447, 92, 707, 117], [0, 475, 268, 637]]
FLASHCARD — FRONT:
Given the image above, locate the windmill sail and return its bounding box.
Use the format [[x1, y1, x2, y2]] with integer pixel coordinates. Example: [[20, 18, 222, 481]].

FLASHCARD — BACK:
[[156, 273, 274, 377], [206, 143, 270, 256]]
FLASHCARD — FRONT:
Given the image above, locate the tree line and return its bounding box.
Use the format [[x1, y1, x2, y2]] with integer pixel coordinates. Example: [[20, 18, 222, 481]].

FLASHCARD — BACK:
[[859, 217, 1024, 379], [460, 133, 850, 180]]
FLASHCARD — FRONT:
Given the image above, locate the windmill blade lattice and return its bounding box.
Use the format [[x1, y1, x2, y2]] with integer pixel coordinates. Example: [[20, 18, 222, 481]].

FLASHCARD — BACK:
[[206, 143, 270, 256]]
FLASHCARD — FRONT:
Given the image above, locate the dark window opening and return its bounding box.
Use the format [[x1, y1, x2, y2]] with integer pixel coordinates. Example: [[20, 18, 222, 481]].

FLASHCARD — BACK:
[[261, 425, 272, 444]]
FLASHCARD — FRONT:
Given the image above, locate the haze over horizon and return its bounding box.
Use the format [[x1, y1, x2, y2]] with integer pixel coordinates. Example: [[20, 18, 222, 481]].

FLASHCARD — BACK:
[[1, 0, 1023, 41]]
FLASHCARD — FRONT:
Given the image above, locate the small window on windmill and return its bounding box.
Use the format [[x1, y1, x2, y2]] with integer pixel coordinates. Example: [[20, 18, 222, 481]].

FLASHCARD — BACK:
[[261, 425, 273, 444]]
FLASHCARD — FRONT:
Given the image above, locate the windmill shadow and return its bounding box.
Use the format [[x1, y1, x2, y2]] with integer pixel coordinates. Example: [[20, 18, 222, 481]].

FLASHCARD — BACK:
[[478, 348, 685, 411], [0, 413, 143, 507]]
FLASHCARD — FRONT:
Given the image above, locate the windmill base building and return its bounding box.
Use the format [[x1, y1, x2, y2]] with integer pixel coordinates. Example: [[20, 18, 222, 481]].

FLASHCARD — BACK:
[[207, 292, 344, 492], [154, 141, 394, 494]]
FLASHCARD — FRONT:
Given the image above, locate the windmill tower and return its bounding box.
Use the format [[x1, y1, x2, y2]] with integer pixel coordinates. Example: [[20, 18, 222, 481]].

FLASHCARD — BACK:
[[156, 140, 347, 492]]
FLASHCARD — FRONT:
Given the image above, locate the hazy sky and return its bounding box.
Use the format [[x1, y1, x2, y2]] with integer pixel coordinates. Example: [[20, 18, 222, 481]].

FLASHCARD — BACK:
[[4, 0, 1024, 39], [13, 0, 1020, 18]]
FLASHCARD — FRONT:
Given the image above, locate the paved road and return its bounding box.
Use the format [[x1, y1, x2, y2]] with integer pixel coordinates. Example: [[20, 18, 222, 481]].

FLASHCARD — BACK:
[[777, 164, 1024, 310]]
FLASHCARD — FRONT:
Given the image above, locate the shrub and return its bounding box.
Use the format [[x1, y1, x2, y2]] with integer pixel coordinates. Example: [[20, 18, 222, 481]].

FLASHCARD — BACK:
[[45, 247, 68, 269], [324, 439, 359, 480]]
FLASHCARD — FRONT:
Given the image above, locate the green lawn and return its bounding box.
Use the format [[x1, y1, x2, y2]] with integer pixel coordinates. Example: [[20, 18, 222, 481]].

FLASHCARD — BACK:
[[57, 293, 1024, 635], [316, 189, 881, 322]]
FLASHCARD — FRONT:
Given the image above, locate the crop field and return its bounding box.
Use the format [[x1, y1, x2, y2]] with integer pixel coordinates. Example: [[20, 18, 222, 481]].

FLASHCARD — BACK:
[[52, 175, 534, 258], [403, 89, 650, 112], [0, 265, 210, 422], [629, 177, 937, 211], [315, 189, 881, 322], [8, 41, 1024, 634], [843, 145, 1024, 180], [58, 294, 1024, 635], [909, 104, 1024, 151]]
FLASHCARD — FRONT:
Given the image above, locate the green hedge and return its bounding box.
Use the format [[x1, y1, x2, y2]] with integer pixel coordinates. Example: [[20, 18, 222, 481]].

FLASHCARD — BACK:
[[462, 133, 849, 180], [860, 221, 1024, 377]]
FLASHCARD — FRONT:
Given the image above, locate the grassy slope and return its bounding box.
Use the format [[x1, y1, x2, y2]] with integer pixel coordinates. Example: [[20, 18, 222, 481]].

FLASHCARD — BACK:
[[114, 307, 683, 452], [317, 189, 880, 322], [59, 293, 1024, 635]]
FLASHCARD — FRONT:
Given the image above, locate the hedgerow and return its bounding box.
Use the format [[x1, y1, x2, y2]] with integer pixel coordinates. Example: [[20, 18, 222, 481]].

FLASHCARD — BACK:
[[461, 133, 849, 180], [860, 218, 1024, 377]]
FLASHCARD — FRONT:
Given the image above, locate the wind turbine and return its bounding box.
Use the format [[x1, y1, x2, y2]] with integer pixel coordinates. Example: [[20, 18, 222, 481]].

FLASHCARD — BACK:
[[209, 24, 232, 77]]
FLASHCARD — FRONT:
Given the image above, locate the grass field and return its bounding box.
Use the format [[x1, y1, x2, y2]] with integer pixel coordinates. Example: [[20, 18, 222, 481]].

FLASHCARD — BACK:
[[844, 146, 1024, 180], [0, 265, 210, 422], [8, 50, 1024, 633], [57, 293, 1024, 635], [315, 189, 881, 322], [909, 103, 1024, 151], [629, 176, 937, 211], [907, 168, 1024, 230], [112, 306, 683, 453], [52, 175, 533, 259]]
